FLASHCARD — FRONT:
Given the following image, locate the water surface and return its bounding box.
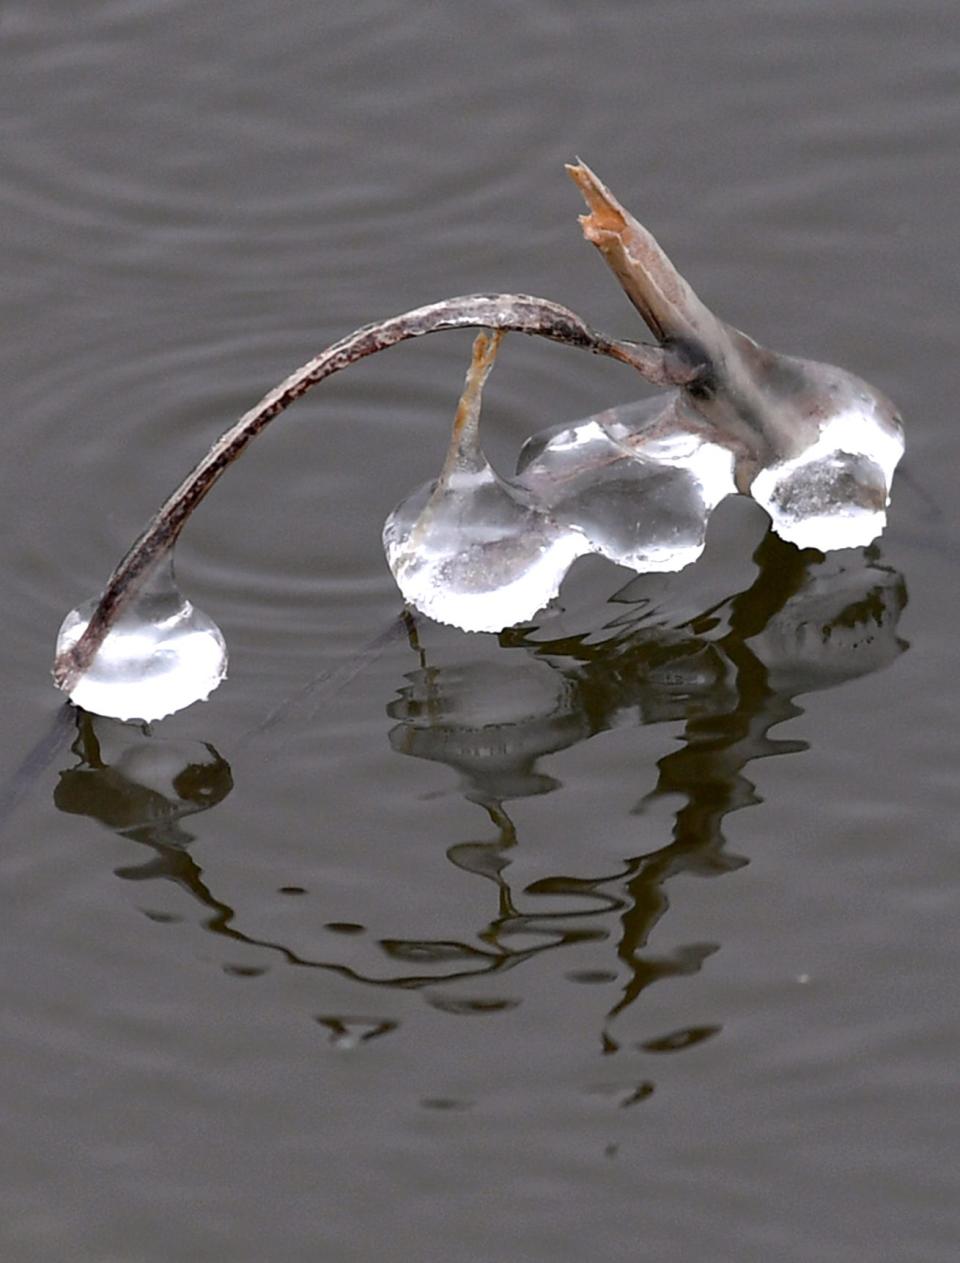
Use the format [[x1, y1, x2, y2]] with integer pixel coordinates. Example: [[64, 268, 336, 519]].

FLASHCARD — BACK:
[[2, 2, 957, 1260]]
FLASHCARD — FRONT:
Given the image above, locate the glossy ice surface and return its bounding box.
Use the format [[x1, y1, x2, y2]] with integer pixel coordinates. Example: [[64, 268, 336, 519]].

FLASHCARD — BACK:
[[386, 336, 742, 634], [383, 467, 588, 633], [384, 332, 590, 632], [517, 410, 737, 572], [750, 409, 905, 551], [55, 555, 227, 722], [388, 378, 903, 637]]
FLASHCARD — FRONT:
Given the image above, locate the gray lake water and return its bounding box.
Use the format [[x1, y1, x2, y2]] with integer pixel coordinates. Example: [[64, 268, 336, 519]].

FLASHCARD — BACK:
[[2, 2, 958, 1260]]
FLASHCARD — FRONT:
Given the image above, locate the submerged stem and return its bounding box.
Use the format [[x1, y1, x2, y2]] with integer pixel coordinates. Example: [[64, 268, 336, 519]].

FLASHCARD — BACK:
[[54, 293, 694, 692]]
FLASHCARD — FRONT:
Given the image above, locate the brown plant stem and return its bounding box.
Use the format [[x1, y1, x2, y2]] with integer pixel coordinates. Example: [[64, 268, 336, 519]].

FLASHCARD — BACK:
[[54, 292, 697, 693]]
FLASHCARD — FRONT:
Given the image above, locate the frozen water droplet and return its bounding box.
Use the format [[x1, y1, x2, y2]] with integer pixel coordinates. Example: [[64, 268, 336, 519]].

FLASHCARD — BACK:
[[750, 410, 904, 551], [384, 332, 588, 632], [517, 401, 737, 573], [384, 474, 587, 632], [55, 552, 227, 722]]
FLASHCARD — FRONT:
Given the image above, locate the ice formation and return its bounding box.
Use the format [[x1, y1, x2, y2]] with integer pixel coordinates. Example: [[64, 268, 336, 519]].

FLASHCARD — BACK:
[[383, 332, 589, 632], [53, 160, 904, 721], [516, 399, 737, 573], [749, 408, 905, 551], [55, 553, 227, 722], [385, 163, 903, 633]]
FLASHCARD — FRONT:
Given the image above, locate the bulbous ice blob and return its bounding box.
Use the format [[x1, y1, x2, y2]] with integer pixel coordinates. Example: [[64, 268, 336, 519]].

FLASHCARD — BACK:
[[55, 553, 227, 723], [391, 167, 905, 637], [748, 409, 905, 551], [383, 332, 589, 632], [383, 475, 588, 633], [516, 397, 737, 573]]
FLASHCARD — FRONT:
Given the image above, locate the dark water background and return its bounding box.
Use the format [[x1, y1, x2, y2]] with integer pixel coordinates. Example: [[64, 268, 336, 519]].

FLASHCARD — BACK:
[[2, 2, 958, 1259]]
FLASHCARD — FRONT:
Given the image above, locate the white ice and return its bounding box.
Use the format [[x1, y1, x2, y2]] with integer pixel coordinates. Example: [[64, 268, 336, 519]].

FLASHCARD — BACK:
[[56, 553, 227, 723], [750, 409, 905, 551], [383, 332, 591, 632], [384, 468, 589, 632]]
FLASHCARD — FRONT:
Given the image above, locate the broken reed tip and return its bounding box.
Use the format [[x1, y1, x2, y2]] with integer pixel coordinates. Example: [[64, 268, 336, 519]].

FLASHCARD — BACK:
[[564, 160, 628, 238]]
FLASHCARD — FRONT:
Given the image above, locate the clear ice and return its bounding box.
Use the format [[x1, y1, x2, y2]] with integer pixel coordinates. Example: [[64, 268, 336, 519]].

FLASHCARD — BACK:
[[54, 161, 906, 717], [516, 397, 737, 573], [55, 552, 227, 722], [383, 163, 904, 635], [383, 332, 589, 633], [383, 334, 904, 636]]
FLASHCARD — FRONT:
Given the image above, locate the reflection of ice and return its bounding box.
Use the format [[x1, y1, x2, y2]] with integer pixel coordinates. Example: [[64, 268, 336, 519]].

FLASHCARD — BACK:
[[389, 660, 588, 801], [746, 551, 908, 692], [54, 715, 232, 849], [55, 552, 227, 723], [384, 539, 907, 1044], [51, 541, 907, 1053], [389, 540, 907, 816], [383, 332, 588, 632]]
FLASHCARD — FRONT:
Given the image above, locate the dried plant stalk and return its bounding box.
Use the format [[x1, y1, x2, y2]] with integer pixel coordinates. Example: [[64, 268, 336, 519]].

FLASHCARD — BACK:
[[55, 161, 902, 707], [54, 293, 695, 692], [566, 160, 717, 349]]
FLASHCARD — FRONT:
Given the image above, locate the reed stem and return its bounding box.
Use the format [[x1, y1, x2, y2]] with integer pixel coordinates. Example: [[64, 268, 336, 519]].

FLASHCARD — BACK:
[[54, 292, 692, 692]]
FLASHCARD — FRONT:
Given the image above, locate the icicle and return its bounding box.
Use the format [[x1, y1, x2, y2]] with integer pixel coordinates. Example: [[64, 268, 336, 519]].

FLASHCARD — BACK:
[[54, 552, 227, 722], [383, 331, 589, 632]]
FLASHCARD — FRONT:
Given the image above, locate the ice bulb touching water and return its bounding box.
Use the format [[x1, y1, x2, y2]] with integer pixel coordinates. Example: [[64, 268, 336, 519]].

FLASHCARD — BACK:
[[383, 331, 589, 632], [558, 161, 904, 547], [515, 397, 737, 574], [748, 409, 905, 551], [55, 553, 227, 722]]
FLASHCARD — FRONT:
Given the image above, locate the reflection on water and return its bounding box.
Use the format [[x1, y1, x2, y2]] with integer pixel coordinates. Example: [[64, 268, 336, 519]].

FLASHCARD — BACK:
[[55, 720, 232, 854], [52, 533, 907, 1056], [389, 534, 906, 1041]]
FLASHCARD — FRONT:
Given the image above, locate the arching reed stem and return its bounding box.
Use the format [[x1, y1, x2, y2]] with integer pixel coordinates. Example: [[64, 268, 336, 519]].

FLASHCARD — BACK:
[[54, 292, 693, 692]]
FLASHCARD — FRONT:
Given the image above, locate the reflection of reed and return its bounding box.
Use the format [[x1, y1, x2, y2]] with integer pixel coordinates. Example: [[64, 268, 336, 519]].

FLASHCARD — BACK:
[[387, 534, 907, 1044], [51, 535, 907, 1050]]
